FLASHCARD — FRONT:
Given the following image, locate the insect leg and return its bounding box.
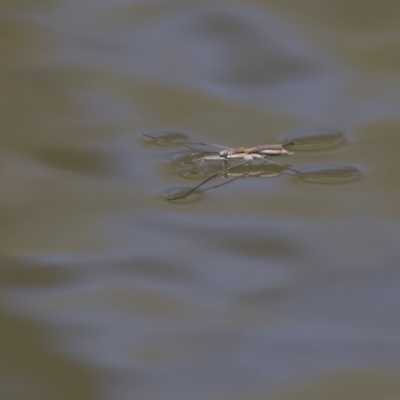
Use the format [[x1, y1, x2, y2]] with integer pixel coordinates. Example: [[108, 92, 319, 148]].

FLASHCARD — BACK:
[[168, 160, 252, 201], [202, 159, 269, 193], [263, 157, 305, 176]]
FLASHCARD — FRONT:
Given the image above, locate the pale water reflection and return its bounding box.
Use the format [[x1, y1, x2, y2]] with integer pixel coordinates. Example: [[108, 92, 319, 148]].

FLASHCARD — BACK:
[[2, 1, 400, 400]]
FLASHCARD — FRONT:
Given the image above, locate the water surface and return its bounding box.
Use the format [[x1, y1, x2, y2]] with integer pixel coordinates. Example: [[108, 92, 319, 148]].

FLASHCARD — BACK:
[[2, 1, 400, 400]]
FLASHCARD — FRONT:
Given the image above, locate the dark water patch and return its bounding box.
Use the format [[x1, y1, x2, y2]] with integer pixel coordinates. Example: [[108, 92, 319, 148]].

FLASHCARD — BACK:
[[0, 257, 70, 288], [34, 148, 119, 177], [0, 17, 48, 67], [0, 310, 95, 400]]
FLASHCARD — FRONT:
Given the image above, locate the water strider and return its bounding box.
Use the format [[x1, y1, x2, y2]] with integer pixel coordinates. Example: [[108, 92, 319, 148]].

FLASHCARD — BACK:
[[143, 133, 360, 201]]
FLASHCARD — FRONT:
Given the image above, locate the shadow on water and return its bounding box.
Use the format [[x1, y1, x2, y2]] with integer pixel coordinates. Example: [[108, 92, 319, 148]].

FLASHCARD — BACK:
[[0, 304, 95, 400]]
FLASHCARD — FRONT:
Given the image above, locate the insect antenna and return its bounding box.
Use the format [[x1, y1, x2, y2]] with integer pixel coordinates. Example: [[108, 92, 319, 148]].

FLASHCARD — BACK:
[[143, 134, 232, 151], [282, 142, 295, 148]]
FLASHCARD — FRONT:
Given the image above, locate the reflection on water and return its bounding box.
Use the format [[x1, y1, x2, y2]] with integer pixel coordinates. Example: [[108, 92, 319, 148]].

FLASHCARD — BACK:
[[299, 165, 361, 184], [2, 1, 400, 400], [280, 129, 347, 150]]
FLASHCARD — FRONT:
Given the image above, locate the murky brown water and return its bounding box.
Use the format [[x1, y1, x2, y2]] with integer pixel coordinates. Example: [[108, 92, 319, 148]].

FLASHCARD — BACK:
[[2, 1, 400, 399]]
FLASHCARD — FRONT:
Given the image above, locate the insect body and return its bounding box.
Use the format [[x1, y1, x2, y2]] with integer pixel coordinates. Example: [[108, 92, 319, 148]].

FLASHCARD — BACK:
[[221, 144, 292, 158], [143, 131, 360, 200], [143, 134, 301, 200]]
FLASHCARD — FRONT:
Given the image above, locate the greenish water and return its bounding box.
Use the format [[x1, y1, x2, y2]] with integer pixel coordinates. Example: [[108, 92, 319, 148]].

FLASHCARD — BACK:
[[1, 1, 400, 399]]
